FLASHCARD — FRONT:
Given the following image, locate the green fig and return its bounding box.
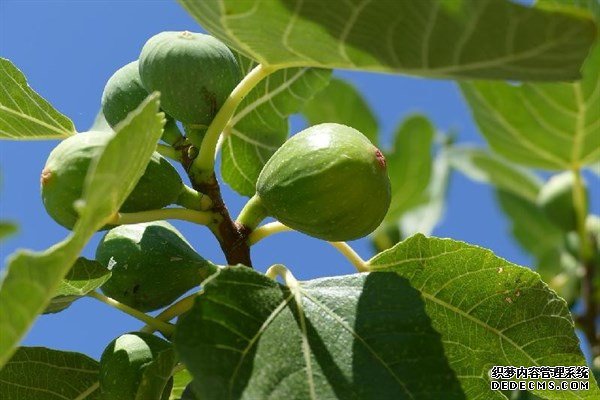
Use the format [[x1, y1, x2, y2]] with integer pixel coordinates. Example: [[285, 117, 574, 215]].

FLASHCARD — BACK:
[[139, 31, 241, 144], [537, 172, 586, 232], [101, 60, 182, 145], [100, 332, 175, 400], [245, 123, 391, 241], [40, 131, 183, 230], [96, 221, 217, 311]]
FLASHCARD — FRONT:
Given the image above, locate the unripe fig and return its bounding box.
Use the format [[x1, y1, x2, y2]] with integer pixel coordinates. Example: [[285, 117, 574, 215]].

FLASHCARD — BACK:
[[41, 131, 183, 230], [139, 31, 241, 143], [251, 123, 391, 241], [101, 60, 182, 145], [537, 172, 586, 232], [100, 332, 174, 400], [96, 221, 217, 311]]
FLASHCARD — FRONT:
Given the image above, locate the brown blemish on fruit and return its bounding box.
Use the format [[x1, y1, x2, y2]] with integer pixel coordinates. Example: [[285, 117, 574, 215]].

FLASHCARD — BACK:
[[375, 149, 386, 169], [201, 87, 218, 117], [40, 168, 52, 186]]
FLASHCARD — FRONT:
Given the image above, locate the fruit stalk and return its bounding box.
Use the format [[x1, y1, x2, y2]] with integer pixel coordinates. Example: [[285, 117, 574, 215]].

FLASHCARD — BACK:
[[175, 185, 213, 211], [248, 221, 293, 245], [191, 63, 276, 182], [110, 208, 217, 226], [87, 291, 174, 336], [237, 195, 269, 231], [329, 241, 369, 273], [141, 292, 200, 333]]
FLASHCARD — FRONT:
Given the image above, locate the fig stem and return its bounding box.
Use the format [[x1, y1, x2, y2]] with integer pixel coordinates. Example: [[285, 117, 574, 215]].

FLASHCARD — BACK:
[[248, 221, 369, 273], [140, 292, 200, 334], [110, 208, 218, 226], [248, 221, 293, 245], [191, 63, 277, 181], [156, 143, 182, 162], [265, 264, 300, 290], [237, 195, 269, 231], [87, 291, 175, 336], [328, 241, 369, 273], [175, 185, 213, 211], [162, 118, 184, 146]]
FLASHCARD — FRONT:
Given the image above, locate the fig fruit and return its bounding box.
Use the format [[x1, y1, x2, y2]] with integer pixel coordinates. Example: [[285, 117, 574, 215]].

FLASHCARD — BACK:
[[101, 60, 182, 145], [250, 123, 391, 241], [96, 221, 217, 311], [41, 131, 183, 230], [139, 31, 241, 142], [100, 332, 175, 400], [537, 172, 586, 232]]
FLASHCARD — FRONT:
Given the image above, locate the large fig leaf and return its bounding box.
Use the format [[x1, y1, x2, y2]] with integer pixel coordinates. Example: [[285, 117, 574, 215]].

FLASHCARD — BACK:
[[174, 266, 464, 399], [460, 40, 600, 170], [178, 0, 596, 81], [174, 235, 598, 399], [369, 235, 598, 399], [0, 347, 100, 399], [302, 77, 378, 144], [221, 54, 330, 196], [0, 94, 165, 367], [44, 257, 111, 314], [0, 58, 76, 140]]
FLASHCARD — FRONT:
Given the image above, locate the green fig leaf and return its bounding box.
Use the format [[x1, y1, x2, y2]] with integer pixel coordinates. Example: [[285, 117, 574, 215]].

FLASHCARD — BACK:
[[0, 221, 18, 241], [0, 58, 76, 140], [178, 0, 596, 81], [174, 265, 464, 399], [495, 191, 580, 304], [0, 93, 165, 368], [398, 138, 453, 238], [302, 77, 378, 144], [460, 40, 600, 170], [169, 369, 193, 400], [44, 257, 111, 314], [383, 115, 435, 225], [537, 0, 599, 21], [0, 347, 100, 399], [369, 235, 599, 399], [222, 53, 331, 196], [449, 147, 542, 202]]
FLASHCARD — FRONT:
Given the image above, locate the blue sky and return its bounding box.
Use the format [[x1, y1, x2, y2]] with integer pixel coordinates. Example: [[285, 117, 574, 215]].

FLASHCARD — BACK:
[[0, 1, 597, 360]]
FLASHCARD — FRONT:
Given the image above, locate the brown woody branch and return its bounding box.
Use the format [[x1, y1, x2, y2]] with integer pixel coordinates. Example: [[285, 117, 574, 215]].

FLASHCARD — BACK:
[[179, 142, 252, 267]]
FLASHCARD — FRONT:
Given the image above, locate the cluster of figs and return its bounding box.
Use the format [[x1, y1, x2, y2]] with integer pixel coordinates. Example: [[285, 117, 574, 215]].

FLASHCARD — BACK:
[[40, 31, 391, 398]]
